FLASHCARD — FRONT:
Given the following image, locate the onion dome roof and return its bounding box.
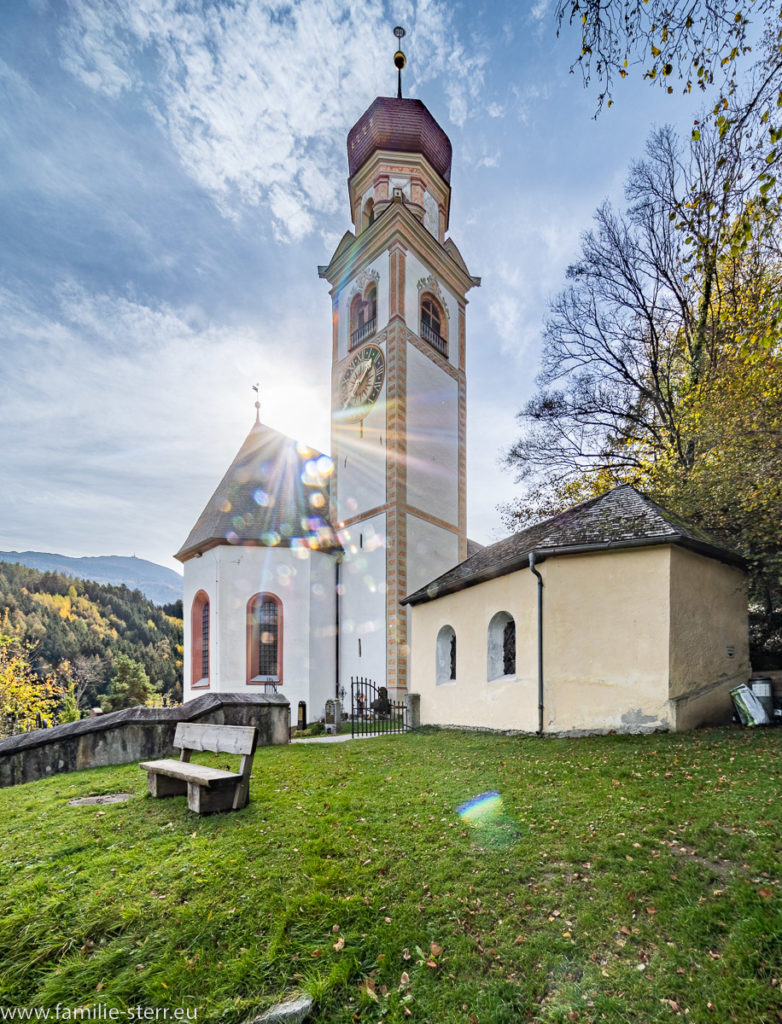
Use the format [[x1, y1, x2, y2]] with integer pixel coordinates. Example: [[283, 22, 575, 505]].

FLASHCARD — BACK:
[[347, 96, 452, 183]]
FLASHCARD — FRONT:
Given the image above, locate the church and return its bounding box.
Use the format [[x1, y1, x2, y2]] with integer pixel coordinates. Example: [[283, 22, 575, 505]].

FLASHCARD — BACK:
[[175, 44, 750, 733], [176, 42, 478, 718]]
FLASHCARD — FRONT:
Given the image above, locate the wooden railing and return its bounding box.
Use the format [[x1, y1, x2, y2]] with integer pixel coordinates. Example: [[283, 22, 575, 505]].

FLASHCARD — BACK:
[[421, 320, 447, 355], [350, 317, 376, 349]]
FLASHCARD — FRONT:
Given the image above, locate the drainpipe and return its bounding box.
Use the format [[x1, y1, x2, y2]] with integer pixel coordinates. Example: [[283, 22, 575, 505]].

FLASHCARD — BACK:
[[529, 552, 544, 735], [335, 558, 341, 699]]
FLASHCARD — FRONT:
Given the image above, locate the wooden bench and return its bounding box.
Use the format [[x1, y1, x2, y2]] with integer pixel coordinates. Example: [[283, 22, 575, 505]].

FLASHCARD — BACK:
[[139, 722, 258, 814]]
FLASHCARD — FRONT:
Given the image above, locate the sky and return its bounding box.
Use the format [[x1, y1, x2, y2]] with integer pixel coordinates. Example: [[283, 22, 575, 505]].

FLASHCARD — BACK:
[[0, 0, 713, 573]]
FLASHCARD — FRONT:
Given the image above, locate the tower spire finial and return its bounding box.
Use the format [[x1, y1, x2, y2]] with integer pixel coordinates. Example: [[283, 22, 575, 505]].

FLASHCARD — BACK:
[[252, 382, 260, 423], [393, 26, 406, 99]]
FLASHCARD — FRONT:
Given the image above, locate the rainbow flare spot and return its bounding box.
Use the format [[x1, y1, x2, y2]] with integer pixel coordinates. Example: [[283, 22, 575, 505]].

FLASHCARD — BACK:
[[457, 791, 522, 849], [457, 791, 503, 825]]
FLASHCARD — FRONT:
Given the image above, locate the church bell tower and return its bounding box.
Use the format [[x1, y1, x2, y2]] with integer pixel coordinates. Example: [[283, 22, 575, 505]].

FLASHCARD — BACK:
[[318, 31, 480, 699]]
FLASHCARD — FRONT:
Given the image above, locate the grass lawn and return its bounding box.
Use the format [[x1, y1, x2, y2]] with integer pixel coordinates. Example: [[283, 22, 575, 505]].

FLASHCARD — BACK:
[[0, 727, 779, 1024]]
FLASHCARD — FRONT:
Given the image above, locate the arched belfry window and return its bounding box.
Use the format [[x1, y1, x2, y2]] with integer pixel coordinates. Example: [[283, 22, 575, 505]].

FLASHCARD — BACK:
[[420, 294, 447, 356], [247, 593, 282, 686], [487, 611, 516, 681], [362, 198, 375, 231], [350, 285, 377, 350], [191, 590, 210, 688], [365, 282, 377, 323], [436, 625, 457, 684]]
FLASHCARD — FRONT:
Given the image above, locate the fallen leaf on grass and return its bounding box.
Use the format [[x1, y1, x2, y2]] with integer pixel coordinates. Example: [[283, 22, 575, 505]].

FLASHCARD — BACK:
[[333, 937, 345, 951], [430, 942, 443, 957], [398, 971, 410, 991], [402, 947, 411, 960], [758, 888, 774, 900], [360, 978, 378, 1002], [646, 906, 658, 915]]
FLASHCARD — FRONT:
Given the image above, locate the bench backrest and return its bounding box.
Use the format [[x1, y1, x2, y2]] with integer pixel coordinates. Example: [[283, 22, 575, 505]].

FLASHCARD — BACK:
[[174, 722, 258, 757]]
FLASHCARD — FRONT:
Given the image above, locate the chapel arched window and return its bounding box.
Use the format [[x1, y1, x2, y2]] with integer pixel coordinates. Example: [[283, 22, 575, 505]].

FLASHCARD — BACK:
[[487, 611, 516, 681], [436, 625, 457, 684]]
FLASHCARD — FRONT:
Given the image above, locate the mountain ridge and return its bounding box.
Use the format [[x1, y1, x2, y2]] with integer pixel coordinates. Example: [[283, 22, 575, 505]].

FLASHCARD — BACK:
[[0, 551, 182, 606]]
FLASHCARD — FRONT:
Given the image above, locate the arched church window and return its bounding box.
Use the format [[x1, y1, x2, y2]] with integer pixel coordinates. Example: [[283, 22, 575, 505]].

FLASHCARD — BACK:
[[420, 294, 447, 356], [365, 282, 377, 323], [247, 593, 282, 686], [350, 285, 377, 350], [362, 198, 375, 231], [436, 625, 457, 684], [487, 611, 516, 681], [191, 590, 210, 689]]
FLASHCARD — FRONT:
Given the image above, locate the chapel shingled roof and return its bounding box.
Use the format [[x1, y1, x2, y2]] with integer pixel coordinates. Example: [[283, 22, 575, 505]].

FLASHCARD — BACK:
[[402, 485, 744, 605], [175, 420, 341, 562], [347, 97, 452, 183]]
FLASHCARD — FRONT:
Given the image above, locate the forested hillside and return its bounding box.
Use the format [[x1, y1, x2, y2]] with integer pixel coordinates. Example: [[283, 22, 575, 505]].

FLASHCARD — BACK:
[[0, 551, 182, 606], [0, 561, 183, 712]]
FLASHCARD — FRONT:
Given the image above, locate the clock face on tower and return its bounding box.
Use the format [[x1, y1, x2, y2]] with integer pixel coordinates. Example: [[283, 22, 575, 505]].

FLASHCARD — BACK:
[[340, 345, 385, 421]]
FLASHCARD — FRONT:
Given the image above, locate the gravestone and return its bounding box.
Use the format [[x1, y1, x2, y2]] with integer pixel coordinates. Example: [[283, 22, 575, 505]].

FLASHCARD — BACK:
[[324, 699, 342, 735]]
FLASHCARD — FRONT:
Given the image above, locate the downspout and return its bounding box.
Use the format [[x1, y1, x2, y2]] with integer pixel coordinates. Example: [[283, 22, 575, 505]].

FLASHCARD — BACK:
[[529, 552, 544, 735], [335, 557, 341, 699]]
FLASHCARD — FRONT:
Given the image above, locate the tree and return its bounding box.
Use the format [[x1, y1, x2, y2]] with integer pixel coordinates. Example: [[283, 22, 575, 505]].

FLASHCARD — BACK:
[[102, 654, 157, 713], [0, 635, 59, 737], [556, 1, 782, 277], [557, 0, 781, 115], [504, 119, 781, 663]]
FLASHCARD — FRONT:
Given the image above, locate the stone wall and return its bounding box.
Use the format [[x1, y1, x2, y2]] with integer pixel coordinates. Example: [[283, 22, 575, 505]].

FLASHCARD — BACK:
[[0, 693, 290, 788]]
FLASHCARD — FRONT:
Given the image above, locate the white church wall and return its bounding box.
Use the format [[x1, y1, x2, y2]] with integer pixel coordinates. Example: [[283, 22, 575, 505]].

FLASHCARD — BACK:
[[308, 552, 338, 721], [406, 515, 460, 596], [182, 544, 339, 717], [405, 345, 459, 524], [404, 251, 458, 366], [338, 514, 387, 692], [182, 546, 221, 701]]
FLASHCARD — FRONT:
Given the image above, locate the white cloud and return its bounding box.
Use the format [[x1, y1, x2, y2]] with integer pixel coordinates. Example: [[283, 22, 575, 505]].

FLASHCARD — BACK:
[[530, 0, 553, 23], [57, 0, 482, 237], [0, 279, 333, 564]]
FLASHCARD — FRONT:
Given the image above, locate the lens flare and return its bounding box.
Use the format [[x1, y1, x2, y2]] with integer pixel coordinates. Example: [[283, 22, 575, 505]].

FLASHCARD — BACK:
[[457, 791, 522, 849], [457, 791, 502, 825]]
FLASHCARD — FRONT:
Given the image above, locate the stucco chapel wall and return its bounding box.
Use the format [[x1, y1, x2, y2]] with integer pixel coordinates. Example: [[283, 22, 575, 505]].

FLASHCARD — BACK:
[[543, 548, 672, 733], [410, 572, 540, 733], [410, 546, 674, 734], [667, 546, 749, 730]]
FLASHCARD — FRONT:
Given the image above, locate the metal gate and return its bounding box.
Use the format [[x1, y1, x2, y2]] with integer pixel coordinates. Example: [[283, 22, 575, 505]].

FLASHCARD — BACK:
[[350, 677, 407, 737]]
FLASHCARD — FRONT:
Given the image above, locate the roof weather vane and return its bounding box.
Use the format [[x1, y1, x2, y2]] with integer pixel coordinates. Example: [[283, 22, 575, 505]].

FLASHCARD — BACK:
[[393, 26, 406, 99], [252, 382, 260, 423]]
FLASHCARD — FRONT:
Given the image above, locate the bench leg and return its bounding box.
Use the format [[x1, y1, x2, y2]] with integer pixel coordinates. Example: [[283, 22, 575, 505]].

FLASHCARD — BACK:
[[148, 772, 187, 798], [187, 782, 237, 814]]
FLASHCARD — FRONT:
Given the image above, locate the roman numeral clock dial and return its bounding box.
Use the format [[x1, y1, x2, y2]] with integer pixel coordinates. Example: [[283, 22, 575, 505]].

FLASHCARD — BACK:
[[340, 345, 385, 421]]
